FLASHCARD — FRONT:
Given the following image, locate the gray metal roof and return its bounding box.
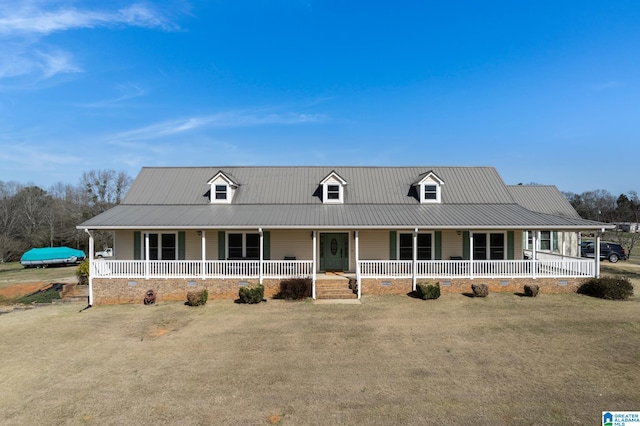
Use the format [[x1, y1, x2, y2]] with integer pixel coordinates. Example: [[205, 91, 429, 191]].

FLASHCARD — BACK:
[[507, 185, 581, 219], [121, 166, 515, 205], [78, 166, 610, 230]]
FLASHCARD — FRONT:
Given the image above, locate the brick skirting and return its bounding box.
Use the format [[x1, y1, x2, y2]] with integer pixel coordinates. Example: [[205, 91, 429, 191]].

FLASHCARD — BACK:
[[92, 277, 587, 305]]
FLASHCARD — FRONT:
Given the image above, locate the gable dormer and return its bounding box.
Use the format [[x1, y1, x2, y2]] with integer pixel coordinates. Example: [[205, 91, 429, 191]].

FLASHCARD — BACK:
[[319, 171, 347, 204], [414, 171, 444, 203], [207, 171, 238, 204]]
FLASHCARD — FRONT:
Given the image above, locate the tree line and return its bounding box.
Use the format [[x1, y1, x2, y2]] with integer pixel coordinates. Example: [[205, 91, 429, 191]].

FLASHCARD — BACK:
[[0, 170, 131, 262], [563, 190, 640, 223], [1, 173, 638, 263]]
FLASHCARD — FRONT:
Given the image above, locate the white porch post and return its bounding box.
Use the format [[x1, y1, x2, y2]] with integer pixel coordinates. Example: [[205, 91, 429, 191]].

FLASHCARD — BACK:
[[412, 228, 418, 291], [355, 231, 361, 300], [85, 229, 94, 306], [533, 231, 538, 279], [144, 232, 150, 280], [469, 232, 474, 280], [259, 228, 263, 285], [201, 231, 206, 280], [595, 232, 601, 278], [312, 231, 317, 299]]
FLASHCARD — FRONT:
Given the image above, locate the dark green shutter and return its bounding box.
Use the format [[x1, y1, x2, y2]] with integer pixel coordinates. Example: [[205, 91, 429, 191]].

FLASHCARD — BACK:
[[218, 231, 226, 260], [178, 231, 186, 260], [133, 231, 141, 260], [263, 231, 270, 260], [507, 231, 514, 260], [389, 231, 397, 260], [462, 231, 470, 260], [435, 231, 442, 260], [552, 231, 558, 251]]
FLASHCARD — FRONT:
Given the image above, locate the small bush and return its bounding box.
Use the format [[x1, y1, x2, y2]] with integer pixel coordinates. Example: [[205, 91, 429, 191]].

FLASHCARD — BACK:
[[275, 278, 312, 300], [471, 283, 489, 297], [76, 259, 89, 285], [186, 289, 208, 306], [577, 276, 634, 300], [416, 282, 440, 300], [238, 284, 264, 304], [524, 284, 539, 297]]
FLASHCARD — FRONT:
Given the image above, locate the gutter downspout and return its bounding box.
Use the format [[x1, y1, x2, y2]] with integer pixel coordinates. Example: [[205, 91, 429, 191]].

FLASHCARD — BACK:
[[83, 229, 94, 308]]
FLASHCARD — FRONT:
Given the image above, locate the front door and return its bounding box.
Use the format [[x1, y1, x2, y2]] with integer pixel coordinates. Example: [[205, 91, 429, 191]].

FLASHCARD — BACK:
[[320, 233, 349, 272]]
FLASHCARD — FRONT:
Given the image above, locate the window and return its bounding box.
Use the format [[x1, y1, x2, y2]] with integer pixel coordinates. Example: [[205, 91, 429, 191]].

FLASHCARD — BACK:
[[424, 185, 437, 200], [227, 233, 260, 259], [327, 185, 340, 200], [215, 185, 227, 200], [473, 233, 505, 260], [399, 233, 432, 260], [524, 231, 558, 251], [144, 233, 176, 260]]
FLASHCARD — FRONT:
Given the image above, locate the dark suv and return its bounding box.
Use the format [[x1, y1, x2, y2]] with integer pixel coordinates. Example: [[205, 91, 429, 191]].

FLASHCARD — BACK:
[[581, 241, 627, 263]]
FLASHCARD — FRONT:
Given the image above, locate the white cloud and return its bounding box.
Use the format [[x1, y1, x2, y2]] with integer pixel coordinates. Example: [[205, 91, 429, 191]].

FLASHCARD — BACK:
[[0, 1, 176, 83], [592, 81, 622, 91], [0, 2, 176, 35], [109, 111, 329, 143]]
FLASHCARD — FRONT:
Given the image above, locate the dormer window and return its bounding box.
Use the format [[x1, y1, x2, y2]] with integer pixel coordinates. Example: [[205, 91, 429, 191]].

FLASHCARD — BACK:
[[424, 185, 437, 200], [414, 170, 444, 204], [207, 171, 238, 204], [215, 185, 228, 200], [320, 171, 347, 204], [327, 185, 340, 200]]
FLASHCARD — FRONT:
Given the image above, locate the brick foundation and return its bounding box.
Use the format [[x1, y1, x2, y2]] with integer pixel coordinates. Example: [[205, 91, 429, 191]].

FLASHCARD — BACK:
[[92, 277, 586, 305], [92, 278, 282, 305]]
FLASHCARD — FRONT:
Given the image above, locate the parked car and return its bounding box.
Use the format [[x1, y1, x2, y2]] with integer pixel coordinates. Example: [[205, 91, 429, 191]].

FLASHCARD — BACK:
[[581, 241, 627, 263]]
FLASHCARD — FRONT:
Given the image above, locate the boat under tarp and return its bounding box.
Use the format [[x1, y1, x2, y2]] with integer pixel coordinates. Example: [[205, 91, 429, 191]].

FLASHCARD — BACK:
[[20, 247, 86, 267]]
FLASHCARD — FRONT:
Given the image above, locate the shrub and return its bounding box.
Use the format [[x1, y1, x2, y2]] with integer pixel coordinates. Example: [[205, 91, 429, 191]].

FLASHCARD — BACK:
[[577, 276, 634, 300], [275, 278, 312, 300], [76, 259, 89, 285], [471, 283, 489, 297], [238, 284, 264, 304], [186, 289, 208, 306], [416, 282, 440, 300], [524, 284, 539, 297]]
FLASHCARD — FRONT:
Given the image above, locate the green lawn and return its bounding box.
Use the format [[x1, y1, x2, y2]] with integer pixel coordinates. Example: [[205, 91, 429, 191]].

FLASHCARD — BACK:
[[0, 291, 638, 425]]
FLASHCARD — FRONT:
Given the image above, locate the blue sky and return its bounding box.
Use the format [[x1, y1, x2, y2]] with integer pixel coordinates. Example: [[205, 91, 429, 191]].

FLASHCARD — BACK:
[[1, 1, 638, 196]]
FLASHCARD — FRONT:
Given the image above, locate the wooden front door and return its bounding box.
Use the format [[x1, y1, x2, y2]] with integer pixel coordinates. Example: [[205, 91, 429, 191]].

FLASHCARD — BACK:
[[320, 233, 349, 272]]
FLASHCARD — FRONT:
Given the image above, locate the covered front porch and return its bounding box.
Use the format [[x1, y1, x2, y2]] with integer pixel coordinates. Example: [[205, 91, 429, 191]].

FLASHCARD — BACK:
[[86, 229, 602, 304]]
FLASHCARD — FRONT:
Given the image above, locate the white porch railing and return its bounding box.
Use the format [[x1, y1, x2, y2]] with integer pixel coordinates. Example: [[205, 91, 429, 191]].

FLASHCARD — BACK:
[[92, 259, 314, 279], [360, 258, 594, 279], [92, 258, 594, 280]]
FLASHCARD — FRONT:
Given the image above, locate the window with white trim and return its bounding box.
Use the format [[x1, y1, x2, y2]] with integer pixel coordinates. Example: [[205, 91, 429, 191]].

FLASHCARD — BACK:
[[473, 233, 505, 260], [524, 231, 558, 251], [215, 185, 228, 200], [424, 185, 438, 200], [227, 233, 260, 259], [327, 185, 340, 200], [399, 233, 433, 260], [144, 233, 176, 260]]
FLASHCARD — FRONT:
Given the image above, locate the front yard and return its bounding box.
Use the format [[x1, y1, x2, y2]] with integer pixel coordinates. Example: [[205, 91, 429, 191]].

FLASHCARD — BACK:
[[0, 290, 638, 425]]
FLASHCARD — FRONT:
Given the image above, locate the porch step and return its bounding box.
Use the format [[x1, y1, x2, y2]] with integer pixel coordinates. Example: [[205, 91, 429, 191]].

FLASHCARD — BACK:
[[315, 279, 357, 300], [59, 283, 88, 300]]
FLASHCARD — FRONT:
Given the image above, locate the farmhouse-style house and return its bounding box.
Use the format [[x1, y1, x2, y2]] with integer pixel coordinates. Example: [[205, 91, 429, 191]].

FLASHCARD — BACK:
[[78, 166, 611, 305]]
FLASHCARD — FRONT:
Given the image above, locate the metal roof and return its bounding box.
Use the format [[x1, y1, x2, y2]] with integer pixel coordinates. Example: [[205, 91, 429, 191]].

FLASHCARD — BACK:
[[78, 166, 610, 230], [507, 185, 581, 219]]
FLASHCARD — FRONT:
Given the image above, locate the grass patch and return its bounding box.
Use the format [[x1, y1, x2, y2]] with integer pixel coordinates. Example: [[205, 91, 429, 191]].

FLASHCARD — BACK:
[[0, 292, 638, 425], [13, 287, 62, 304]]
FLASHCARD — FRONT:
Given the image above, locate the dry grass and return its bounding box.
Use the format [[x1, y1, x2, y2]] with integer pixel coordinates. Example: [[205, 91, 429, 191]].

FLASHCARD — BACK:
[[0, 290, 638, 425], [0, 262, 78, 302]]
